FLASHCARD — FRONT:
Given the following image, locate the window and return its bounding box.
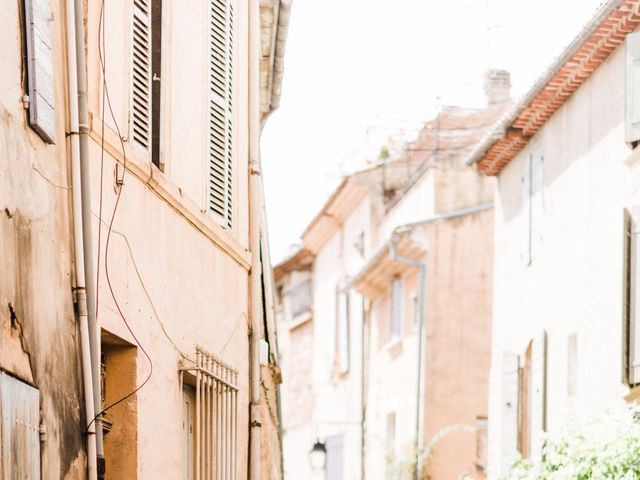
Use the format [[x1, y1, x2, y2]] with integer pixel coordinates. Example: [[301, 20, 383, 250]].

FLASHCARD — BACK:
[[179, 348, 238, 479], [335, 289, 350, 374], [325, 435, 344, 480], [567, 333, 578, 396], [24, 0, 56, 143], [521, 150, 544, 265], [626, 31, 640, 148], [288, 280, 312, 318], [624, 208, 640, 385], [500, 331, 547, 473], [131, 0, 163, 168], [517, 342, 532, 459], [476, 416, 488, 472], [0, 372, 40, 478], [101, 342, 137, 479], [208, 0, 234, 228], [390, 276, 403, 338], [385, 411, 396, 463]]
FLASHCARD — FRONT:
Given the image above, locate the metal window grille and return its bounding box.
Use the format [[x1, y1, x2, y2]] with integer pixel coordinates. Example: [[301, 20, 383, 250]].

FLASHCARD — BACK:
[[180, 348, 238, 480]]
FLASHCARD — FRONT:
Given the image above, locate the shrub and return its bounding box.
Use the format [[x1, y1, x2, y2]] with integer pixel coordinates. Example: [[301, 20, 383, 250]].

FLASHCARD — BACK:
[[505, 404, 640, 480]]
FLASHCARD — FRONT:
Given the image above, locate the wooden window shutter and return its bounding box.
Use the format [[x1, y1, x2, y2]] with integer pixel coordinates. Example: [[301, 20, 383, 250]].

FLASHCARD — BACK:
[[208, 0, 234, 228], [521, 155, 532, 266], [626, 208, 640, 385], [529, 330, 547, 462], [626, 31, 640, 147], [337, 290, 350, 374], [24, 0, 56, 144], [131, 0, 152, 150], [0, 372, 41, 479], [530, 153, 544, 260], [499, 351, 519, 477]]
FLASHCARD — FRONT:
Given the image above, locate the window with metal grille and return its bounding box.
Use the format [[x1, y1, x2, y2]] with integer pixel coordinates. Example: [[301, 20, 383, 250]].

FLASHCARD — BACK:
[[180, 348, 238, 479], [208, 0, 234, 228]]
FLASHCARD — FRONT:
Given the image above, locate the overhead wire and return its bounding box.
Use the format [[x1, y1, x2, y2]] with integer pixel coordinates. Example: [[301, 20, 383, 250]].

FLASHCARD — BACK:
[[87, 0, 153, 431]]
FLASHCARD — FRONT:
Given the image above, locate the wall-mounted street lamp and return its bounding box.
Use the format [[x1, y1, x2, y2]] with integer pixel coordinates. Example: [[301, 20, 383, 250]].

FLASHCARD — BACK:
[[309, 439, 327, 472]]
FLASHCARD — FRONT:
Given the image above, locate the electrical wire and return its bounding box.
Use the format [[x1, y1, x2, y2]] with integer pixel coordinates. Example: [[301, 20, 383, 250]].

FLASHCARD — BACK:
[[87, 0, 153, 432]]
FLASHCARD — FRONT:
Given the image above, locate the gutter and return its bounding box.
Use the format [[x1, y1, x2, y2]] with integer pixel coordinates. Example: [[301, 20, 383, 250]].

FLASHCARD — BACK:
[[261, 0, 292, 126], [348, 202, 494, 291], [269, 0, 292, 113], [464, 0, 624, 167]]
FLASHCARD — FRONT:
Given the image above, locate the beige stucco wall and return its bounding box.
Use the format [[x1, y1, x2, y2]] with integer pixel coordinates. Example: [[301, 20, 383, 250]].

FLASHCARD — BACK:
[[0, 0, 282, 477], [487, 45, 633, 478]]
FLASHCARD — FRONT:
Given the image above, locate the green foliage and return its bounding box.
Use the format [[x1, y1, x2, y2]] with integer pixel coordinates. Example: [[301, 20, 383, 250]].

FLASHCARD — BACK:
[[379, 145, 390, 160], [505, 405, 640, 480]]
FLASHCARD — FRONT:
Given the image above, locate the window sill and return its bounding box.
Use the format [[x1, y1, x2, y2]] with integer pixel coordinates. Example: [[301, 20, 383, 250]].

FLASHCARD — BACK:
[[624, 145, 640, 167], [289, 311, 312, 330], [625, 384, 640, 403], [88, 114, 251, 270], [383, 336, 403, 360]]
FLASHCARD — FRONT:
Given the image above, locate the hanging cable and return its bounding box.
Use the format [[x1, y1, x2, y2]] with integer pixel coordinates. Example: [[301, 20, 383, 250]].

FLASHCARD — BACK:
[[87, 0, 153, 431]]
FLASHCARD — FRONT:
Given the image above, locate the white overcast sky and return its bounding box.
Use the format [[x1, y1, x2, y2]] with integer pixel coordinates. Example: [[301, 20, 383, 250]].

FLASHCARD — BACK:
[[262, 0, 605, 263]]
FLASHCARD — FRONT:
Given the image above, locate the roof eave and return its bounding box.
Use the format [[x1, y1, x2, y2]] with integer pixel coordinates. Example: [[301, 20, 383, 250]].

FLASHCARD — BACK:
[[465, 0, 639, 175]]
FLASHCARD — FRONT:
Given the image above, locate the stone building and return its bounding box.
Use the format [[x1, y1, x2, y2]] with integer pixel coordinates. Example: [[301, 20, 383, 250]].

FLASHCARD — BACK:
[[0, 0, 291, 478], [465, 1, 640, 476], [275, 71, 511, 479]]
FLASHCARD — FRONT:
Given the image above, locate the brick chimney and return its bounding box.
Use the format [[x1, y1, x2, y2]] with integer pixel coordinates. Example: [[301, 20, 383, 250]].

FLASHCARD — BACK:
[[483, 69, 511, 105]]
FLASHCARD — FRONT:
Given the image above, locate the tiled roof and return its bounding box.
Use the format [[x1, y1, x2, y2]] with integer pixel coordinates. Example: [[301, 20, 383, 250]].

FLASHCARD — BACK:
[[467, 0, 640, 175]]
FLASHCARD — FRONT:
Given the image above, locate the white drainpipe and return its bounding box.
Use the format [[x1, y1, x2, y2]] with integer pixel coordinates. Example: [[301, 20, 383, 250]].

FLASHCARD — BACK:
[[248, 0, 263, 478], [64, 1, 97, 478]]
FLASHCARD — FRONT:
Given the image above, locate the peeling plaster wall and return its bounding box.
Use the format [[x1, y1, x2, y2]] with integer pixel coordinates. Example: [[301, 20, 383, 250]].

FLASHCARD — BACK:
[[0, 0, 86, 475]]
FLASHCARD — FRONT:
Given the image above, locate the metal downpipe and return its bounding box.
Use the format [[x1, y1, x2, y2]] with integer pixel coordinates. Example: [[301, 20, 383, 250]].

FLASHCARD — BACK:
[[72, 0, 105, 475], [64, 0, 97, 477], [390, 234, 426, 480], [248, 0, 263, 477]]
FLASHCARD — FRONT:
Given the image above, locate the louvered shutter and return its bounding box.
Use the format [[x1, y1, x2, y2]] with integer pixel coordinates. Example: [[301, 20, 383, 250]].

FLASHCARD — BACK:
[[24, 0, 56, 144], [209, 0, 234, 228], [499, 351, 519, 477], [530, 153, 544, 260], [337, 290, 350, 374], [0, 373, 41, 479], [627, 207, 640, 385], [131, 0, 152, 150], [521, 155, 532, 266], [529, 330, 547, 462], [626, 31, 640, 146]]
